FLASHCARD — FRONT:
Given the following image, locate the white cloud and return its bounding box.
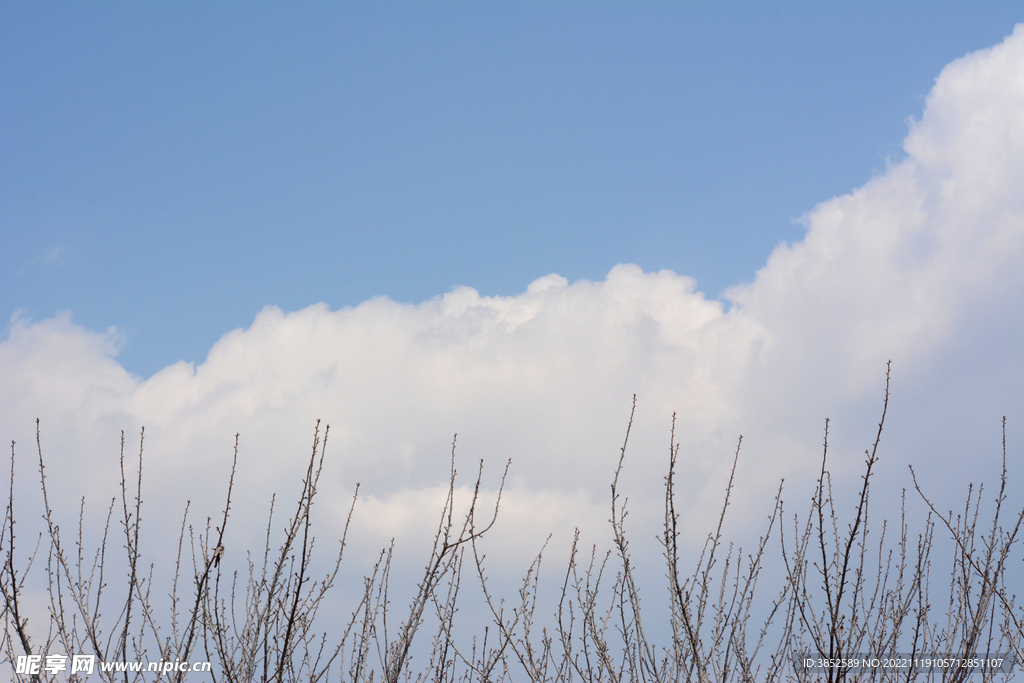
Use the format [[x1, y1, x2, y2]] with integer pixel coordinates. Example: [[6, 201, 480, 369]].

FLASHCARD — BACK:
[[2, 26, 1021, 577], [33, 244, 66, 266]]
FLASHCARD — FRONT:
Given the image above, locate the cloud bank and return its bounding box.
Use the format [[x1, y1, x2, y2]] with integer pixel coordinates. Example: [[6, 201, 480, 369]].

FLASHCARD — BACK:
[[2, 26, 1022, 571]]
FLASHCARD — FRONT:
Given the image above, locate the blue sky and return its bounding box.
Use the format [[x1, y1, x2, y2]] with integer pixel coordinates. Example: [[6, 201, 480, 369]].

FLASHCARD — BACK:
[[1, 7, 1022, 655], [3, 2, 1021, 377]]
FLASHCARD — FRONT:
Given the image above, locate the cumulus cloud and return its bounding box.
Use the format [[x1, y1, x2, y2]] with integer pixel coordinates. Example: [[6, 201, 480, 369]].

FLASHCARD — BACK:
[[2, 26, 1021, 575]]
